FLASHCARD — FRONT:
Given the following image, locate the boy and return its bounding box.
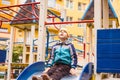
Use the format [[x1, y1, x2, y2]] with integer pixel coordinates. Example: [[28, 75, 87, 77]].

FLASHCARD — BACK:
[[32, 28, 77, 80]]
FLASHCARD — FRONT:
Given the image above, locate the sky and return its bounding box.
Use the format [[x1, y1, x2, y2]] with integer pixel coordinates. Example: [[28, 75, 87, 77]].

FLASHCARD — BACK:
[[19, 0, 56, 8], [19, 0, 40, 4]]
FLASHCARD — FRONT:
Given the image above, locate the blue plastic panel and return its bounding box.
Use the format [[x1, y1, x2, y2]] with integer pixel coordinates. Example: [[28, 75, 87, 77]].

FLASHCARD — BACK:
[[97, 29, 120, 73], [0, 50, 6, 63]]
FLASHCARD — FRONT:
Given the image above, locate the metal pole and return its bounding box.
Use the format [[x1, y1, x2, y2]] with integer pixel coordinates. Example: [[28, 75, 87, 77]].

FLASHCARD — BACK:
[[23, 29, 27, 63], [29, 25, 35, 64], [45, 20, 94, 25], [103, 0, 109, 29], [7, 27, 14, 80], [89, 26, 93, 62], [83, 23, 87, 65], [94, 0, 102, 80], [37, 0, 48, 61]]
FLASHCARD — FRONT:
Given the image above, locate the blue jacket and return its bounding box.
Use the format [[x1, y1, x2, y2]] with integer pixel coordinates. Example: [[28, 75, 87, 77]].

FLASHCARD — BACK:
[[47, 40, 77, 68]]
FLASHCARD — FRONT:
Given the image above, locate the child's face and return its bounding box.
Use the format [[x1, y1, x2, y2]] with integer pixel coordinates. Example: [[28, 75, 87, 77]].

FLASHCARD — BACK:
[[58, 30, 68, 40]]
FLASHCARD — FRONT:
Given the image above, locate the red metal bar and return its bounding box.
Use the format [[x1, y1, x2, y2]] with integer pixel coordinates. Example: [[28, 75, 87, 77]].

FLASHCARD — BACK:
[[0, 15, 11, 21], [0, 20, 9, 22], [52, 17, 59, 30], [32, 4, 39, 19], [83, 43, 86, 59], [11, 17, 38, 21], [73, 38, 83, 43], [45, 20, 94, 25], [19, 6, 38, 19], [92, 52, 94, 56], [0, 2, 40, 9], [0, 20, 2, 28], [0, 9, 19, 19], [47, 16, 56, 18], [34, 6, 39, 11], [71, 37, 86, 59], [0, 16, 38, 22], [0, 2, 40, 22], [7, 7, 32, 19]]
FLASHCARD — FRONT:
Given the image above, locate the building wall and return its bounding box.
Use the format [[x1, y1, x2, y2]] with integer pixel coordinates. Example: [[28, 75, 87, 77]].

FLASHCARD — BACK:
[[110, 0, 120, 27], [0, 0, 90, 63], [47, 0, 90, 53], [63, 0, 90, 52], [0, 0, 17, 32], [0, 0, 17, 50], [1, 0, 120, 64]]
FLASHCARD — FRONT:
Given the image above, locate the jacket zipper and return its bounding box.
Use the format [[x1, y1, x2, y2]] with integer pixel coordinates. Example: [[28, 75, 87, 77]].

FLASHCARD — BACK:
[[60, 44, 62, 56]]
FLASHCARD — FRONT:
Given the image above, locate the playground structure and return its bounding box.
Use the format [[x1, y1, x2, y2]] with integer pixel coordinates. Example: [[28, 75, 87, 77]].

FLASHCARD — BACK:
[[0, 0, 120, 80], [0, 0, 94, 80]]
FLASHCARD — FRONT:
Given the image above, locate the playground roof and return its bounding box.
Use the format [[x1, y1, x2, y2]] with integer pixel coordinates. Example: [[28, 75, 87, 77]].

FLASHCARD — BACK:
[[0, 0, 62, 29], [10, 0, 61, 25], [81, 0, 118, 20], [10, 0, 39, 25], [0, 37, 9, 41]]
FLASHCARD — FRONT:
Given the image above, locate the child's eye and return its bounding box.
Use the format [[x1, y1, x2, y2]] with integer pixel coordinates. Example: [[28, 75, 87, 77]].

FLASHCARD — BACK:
[[62, 31, 66, 33]]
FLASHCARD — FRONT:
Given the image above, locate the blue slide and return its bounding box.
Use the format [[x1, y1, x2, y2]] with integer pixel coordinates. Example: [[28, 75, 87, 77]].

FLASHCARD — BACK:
[[16, 61, 45, 80], [16, 61, 93, 80], [16, 61, 78, 80], [79, 62, 93, 80]]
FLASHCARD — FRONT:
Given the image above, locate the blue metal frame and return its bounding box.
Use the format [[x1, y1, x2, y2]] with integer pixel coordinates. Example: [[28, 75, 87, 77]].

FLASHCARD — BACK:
[[108, 0, 118, 18], [47, 9, 64, 21], [81, 0, 118, 20], [81, 0, 93, 20]]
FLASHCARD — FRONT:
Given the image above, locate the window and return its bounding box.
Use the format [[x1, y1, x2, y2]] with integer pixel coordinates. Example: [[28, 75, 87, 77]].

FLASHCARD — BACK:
[[26, 31, 31, 45], [70, 0, 73, 9], [0, 28, 8, 32], [48, 0, 56, 8], [83, 3, 86, 10], [65, 0, 73, 9], [18, 30, 22, 37], [78, 2, 87, 11], [77, 35, 84, 44], [110, 0, 113, 2], [66, 16, 73, 21], [68, 34, 73, 42], [70, 17, 73, 21], [66, 0, 69, 8], [26, 47, 30, 52], [17, 38, 24, 43], [66, 16, 73, 26], [47, 17, 52, 22], [66, 16, 69, 21], [78, 18, 83, 27], [49, 32, 54, 42], [78, 2, 82, 10], [78, 24, 83, 27], [2, 0, 11, 5], [33, 47, 37, 52]]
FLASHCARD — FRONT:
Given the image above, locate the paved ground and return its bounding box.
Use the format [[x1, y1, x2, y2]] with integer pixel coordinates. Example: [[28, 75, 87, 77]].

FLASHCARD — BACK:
[[103, 78, 120, 80]]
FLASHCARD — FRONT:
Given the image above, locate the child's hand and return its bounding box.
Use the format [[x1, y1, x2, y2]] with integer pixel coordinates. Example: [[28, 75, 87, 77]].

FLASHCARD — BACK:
[[44, 68, 50, 73], [70, 68, 77, 76]]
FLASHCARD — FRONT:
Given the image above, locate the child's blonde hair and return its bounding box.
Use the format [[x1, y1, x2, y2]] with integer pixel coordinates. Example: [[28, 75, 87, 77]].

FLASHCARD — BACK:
[[59, 28, 69, 38]]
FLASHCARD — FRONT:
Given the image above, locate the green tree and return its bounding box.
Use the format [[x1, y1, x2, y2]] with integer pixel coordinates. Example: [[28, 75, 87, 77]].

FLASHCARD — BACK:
[[12, 46, 23, 63]]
